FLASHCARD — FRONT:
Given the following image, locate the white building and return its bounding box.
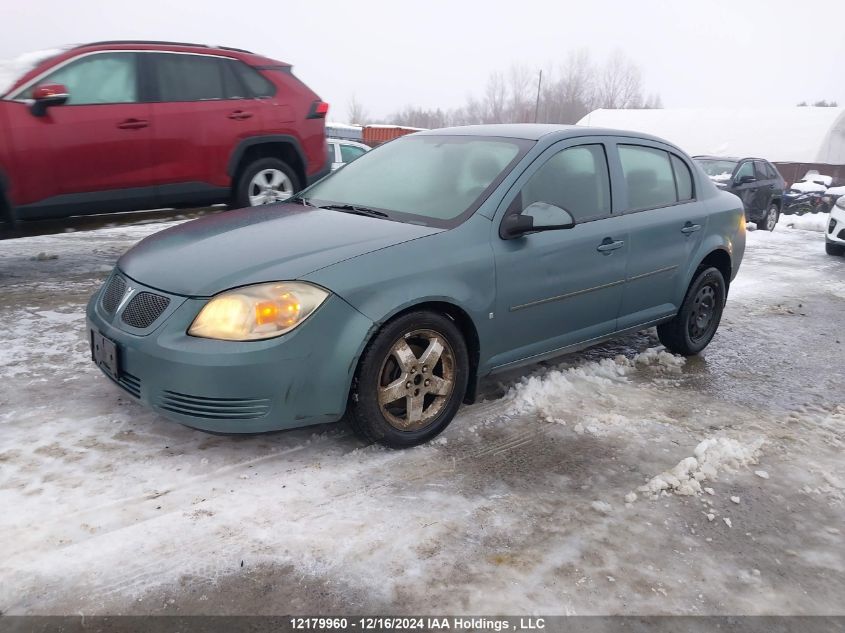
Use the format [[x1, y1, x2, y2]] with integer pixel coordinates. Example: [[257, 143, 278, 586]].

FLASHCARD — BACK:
[[577, 107, 845, 182]]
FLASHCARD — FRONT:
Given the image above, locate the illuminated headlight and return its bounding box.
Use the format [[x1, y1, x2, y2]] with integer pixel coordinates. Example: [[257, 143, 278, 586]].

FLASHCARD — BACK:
[[188, 282, 329, 341]]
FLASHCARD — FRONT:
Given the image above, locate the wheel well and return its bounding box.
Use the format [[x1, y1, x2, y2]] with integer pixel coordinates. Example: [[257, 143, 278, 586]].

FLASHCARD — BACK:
[[770, 197, 781, 210], [233, 142, 305, 192], [697, 249, 732, 293], [371, 302, 482, 405], [0, 177, 11, 226]]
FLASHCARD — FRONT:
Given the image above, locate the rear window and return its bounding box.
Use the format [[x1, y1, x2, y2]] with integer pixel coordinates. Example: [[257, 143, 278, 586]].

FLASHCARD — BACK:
[[230, 61, 276, 98], [671, 155, 694, 201], [619, 145, 677, 210]]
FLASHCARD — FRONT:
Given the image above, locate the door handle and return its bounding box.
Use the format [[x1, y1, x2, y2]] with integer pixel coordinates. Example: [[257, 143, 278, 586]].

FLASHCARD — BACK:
[[596, 238, 625, 253], [117, 119, 149, 129], [681, 223, 701, 235], [228, 110, 253, 120]]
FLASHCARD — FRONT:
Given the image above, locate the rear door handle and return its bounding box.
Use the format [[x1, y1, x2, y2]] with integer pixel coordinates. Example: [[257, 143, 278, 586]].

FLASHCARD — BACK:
[[596, 238, 625, 253], [117, 118, 149, 130], [228, 110, 253, 120], [681, 223, 702, 234]]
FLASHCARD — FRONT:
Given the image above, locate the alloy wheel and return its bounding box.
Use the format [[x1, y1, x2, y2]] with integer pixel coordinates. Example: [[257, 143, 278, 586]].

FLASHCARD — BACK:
[[248, 169, 293, 206], [766, 207, 778, 231], [377, 329, 455, 431]]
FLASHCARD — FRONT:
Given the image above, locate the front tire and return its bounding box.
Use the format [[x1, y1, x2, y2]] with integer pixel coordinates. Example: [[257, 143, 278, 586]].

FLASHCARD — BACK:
[[757, 204, 779, 231], [657, 267, 726, 356], [348, 311, 469, 448], [234, 157, 300, 208], [826, 242, 845, 256]]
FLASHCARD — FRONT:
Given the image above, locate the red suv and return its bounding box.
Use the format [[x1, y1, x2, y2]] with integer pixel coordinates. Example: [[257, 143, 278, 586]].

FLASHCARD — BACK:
[[0, 41, 330, 225]]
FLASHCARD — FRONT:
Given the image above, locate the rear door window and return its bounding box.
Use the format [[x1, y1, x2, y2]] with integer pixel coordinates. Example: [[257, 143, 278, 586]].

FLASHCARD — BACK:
[[754, 161, 770, 181], [765, 162, 781, 180], [618, 145, 677, 210], [153, 53, 240, 102]]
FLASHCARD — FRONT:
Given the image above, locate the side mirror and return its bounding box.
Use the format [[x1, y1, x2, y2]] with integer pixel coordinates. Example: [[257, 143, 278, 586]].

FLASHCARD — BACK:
[[736, 174, 756, 185], [500, 213, 535, 239], [30, 83, 69, 117], [500, 202, 575, 240]]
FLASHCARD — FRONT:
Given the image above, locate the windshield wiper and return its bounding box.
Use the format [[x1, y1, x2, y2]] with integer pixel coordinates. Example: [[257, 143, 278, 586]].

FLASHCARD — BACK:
[[318, 204, 390, 219], [289, 195, 316, 207]]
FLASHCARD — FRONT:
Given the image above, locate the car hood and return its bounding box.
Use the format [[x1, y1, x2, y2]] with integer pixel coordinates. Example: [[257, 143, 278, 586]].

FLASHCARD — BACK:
[[118, 204, 444, 296]]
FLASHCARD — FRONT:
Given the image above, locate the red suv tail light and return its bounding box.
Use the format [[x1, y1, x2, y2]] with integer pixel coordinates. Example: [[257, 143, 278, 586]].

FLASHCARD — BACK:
[[307, 100, 329, 119]]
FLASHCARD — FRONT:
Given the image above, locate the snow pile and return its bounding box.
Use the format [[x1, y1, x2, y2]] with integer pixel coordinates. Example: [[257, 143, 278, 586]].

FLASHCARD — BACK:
[[632, 347, 685, 373], [638, 436, 764, 497], [789, 180, 827, 194], [506, 347, 685, 421], [778, 212, 829, 233]]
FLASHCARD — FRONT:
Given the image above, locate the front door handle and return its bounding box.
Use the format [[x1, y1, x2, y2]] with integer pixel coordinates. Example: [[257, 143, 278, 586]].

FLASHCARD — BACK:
[[596, 238, 625, 253], [117, 118, 149, 130], [228, 110, 254, 120], [681, 223, 702, 235]]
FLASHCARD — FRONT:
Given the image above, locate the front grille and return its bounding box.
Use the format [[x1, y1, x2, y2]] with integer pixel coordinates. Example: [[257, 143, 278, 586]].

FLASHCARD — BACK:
[[158, 391, 271, 420], [118, 373, 142, 398], [121, 292, 170, 329], [101, 275, 127, 315], [838, 229, 845, 241]]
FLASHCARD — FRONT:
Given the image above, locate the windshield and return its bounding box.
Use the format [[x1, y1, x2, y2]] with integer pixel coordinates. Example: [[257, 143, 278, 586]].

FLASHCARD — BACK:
[[695, 159, 738, 181], [303, 135, 531, 227]]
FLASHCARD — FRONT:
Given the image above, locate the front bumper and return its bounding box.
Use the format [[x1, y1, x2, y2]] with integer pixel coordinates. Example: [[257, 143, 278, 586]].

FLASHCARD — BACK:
[[86, 274, 374, 433], [827, 206, 845, 245]]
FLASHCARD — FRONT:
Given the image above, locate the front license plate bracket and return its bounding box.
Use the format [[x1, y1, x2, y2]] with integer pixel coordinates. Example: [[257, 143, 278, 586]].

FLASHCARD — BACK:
[[91, 329, 120, 380]]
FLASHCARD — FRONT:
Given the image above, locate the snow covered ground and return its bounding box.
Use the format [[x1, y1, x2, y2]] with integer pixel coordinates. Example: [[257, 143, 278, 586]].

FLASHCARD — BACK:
[[0, 215, 843, 615]]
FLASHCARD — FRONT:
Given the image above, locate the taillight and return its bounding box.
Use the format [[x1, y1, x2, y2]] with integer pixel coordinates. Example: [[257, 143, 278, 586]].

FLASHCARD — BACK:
[[307, 100, 329, 119]]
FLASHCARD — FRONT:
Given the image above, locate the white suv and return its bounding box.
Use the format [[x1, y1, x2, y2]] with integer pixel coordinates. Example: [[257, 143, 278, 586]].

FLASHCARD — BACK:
[[327, 139, 371, 171], [827, 196, 845, 256]]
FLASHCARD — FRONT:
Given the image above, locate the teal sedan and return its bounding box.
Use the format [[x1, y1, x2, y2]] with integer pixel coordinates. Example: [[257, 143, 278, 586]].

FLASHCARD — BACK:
[[87, 124, 746, 448]]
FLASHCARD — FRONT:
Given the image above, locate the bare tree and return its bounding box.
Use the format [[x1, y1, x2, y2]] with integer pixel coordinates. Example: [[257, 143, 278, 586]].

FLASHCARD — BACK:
[[347, 94, 369, 124], [596, 50, 643, 109], [385, 49, 658, 128], [506, 64, 534, 123], [544, 48, 595, 123], [642, 92, 663, 109]]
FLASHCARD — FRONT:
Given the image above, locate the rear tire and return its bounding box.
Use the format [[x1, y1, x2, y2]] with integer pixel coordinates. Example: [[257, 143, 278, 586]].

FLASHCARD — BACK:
[[233, 157, 300, 209], [657, 267, 726, 356], [348, 311, 469, 449], [826, 242, 845, 256], [756, 204, 779, 231]]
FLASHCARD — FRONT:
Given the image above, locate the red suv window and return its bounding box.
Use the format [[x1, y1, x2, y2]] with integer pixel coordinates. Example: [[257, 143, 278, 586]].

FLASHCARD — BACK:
[[152, 53, 243, 102]]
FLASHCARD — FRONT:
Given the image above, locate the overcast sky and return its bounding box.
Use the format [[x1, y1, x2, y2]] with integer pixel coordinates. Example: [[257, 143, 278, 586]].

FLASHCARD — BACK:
[[2, 0, 843, 121]]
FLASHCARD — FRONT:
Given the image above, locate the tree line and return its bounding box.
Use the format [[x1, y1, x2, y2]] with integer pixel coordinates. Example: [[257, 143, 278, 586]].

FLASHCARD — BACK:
[[348, 49, 663, 128]]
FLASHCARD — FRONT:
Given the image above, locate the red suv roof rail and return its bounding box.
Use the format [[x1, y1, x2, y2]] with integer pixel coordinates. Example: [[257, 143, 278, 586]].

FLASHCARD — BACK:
[[73, 40, 255, 54]]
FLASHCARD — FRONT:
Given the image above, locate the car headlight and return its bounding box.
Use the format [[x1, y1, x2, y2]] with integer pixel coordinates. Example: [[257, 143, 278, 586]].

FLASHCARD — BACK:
[[188, 282, 329, 341]]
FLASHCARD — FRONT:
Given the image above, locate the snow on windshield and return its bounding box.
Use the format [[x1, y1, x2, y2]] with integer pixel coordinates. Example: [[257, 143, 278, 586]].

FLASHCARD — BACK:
[[695, 159, 737, 181], [0, 48, 66, 95], [710, 172, 733, 181]]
